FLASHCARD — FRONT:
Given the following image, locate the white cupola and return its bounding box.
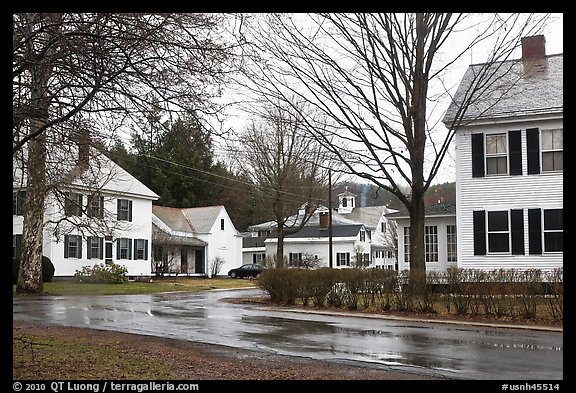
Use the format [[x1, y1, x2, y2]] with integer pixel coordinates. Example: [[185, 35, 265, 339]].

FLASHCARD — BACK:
[[337, 186, 356, 214]]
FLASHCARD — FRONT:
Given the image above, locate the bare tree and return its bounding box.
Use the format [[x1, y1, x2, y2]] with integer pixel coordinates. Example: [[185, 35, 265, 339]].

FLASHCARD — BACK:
[[13, 13, 242, 293], [236, 100, 333, 268], [209, 256, 225, 277], [238, 13, 549, 286]]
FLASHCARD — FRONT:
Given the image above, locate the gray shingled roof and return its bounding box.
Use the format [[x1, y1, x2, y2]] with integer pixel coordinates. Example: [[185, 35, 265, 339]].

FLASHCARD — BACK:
[[386, 201, 456, 220], [284, 224, 363, 239], [152, 205, 193, 233], [443, 54, 563, 127], [182, 206, 224, 233]]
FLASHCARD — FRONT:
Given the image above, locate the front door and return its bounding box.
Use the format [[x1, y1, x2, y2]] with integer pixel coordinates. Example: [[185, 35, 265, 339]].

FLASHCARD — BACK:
[[195, 249, 204, 274], [180, 248, 188, 274]]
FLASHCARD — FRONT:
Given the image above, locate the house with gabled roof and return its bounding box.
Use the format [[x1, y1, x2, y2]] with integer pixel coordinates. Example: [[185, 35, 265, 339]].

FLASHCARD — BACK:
[[442, 35, 562, 272], [13, 130, 160, 279], [152, 205, 242, 276], [243, 189, 397, 269]]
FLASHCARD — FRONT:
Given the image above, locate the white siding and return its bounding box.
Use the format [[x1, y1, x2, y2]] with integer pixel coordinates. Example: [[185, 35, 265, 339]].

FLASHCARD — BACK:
[[456, 119, 563, 271]]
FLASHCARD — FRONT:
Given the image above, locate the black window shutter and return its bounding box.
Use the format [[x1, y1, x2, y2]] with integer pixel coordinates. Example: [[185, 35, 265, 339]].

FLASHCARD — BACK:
[[99, 237, 104, 259], [473, 210, 486, 255], [527, 128, 540, 175], [134, 240, 138, 260], [346, 253, 350, 266], [78, 194, 83, 217], [509, 130, 522, 176], [528, 208, 542, 254], [128, 201, 133, 222], [64, 234, 69, 258], [87, 236, 92, 259], [117, 199, 121, 220], [14, 235, 22, 258], [116, 240, 120, 259], [471, 133, 485, 178], [77, 235, 82, 259], [144, 240, 148, 260], [128, 239, 133, 259], [510, 209, 525, 255]]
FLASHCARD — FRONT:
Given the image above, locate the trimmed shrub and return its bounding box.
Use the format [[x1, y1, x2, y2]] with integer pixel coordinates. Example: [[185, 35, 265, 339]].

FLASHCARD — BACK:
[[74, 262, 128, 284], [13, 256, 55, 284]]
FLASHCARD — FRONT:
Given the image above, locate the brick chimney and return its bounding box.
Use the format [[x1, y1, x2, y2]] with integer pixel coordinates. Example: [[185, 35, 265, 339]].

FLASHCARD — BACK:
[[76, 128, 91, 168], [319, 211, 330, 229], [521, 35, 546, 60]]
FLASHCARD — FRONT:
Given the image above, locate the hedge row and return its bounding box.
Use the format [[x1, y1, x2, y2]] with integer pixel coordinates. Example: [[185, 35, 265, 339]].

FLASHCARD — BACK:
[[257, 267, 563, 320]]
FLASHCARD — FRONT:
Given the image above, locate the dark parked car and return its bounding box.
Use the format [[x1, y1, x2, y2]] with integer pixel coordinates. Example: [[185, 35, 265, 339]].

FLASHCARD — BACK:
[[227, 263, 266, 279]]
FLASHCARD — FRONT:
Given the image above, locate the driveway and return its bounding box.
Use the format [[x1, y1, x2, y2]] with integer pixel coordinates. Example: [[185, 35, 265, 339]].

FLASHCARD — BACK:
[[12, 288, 563, 380]]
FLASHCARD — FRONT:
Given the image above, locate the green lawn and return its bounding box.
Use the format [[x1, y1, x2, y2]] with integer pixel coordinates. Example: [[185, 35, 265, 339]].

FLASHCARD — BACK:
[[13, 277, 257, 296]]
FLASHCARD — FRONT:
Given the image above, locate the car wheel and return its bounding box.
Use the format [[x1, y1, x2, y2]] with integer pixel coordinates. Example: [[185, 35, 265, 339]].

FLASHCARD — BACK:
[[230, 272, 236, 278]]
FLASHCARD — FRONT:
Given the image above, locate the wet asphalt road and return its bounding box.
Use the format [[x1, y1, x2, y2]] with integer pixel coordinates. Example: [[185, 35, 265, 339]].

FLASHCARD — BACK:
[[12, 288, 563, 380]]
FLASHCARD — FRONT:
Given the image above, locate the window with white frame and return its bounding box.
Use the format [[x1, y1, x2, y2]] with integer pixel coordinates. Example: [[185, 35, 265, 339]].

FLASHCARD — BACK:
[[118, 238, 131, 259], [336, 252, 350, 266], [64, 234, 82, 258], [117, 199, 132, 221], [487, 211, 510, 253], [541, 129, 563, 172], [485, 133, 508, 175], [253, 253, 266, 264], [87, 237, 103, 259], [446, 225, 457, 262], [543, 209, 563, 252], [87, 194, 104, 218], [403, 227, 410, 263], [425, 225, 438, 262], [289, 252, 302, 267], [135, 239, 146, 260], [359, 230, 365, 242]]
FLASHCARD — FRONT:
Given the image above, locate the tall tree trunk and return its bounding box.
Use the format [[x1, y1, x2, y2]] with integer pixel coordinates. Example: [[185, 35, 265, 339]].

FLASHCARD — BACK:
[[276, 223, 285, 268], [16, 122, 47, 294], [16, 13, 60, 294], [408, 193, 426, 290]]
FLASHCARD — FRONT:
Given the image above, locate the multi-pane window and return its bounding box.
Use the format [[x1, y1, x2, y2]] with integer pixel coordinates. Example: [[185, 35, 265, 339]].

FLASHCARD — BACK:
[[87, 237, 103, 259], [485, 133, 508, 175], [336, 252, 350, 266], [13, 191, 26, 216], [87, 194, 104, 218], [252, 253, 266, 264], [288, 252, 302, 267], [541, 129, 563, 172], [117, 238, 131, 260], [220, 219, 225, 230], [425, 226, 438, 262], [446, 225, 457, 262], [543, 209, 563, 252], [64, 193, 83, 216], [64, 234, 82, 258], [487, 211, 509, 253], [359, 230, 365, 242], [117, 199, 132, 221], [134, 239, 146, 260], [403, 227, 410, 263], [381, 221, 386, 234]]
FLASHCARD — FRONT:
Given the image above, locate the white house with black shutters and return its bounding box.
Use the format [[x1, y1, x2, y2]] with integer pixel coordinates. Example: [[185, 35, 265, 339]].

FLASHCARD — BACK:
[[13, 131, 159, 278], [443, 35, 562, 271]]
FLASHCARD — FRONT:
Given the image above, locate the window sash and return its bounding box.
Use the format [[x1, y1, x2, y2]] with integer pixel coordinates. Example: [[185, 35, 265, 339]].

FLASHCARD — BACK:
[[543, 209, 563, 252], [135, 239, 146, 260], [446, 225, 457, 262], [485, 133, 508, 175], [119, 238, 129, 259], [65, 193, 83, 216], [403, 227, 410, 263], [425, 226, 438, 262], [487, 211, 510, 253]]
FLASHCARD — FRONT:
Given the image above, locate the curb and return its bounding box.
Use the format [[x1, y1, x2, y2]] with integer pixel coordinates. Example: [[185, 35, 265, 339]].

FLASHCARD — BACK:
[[261, 306, 563, 332]]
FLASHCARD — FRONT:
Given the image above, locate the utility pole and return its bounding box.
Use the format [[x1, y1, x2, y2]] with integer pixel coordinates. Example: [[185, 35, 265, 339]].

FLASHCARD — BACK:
[[328, 169, 333, 268]]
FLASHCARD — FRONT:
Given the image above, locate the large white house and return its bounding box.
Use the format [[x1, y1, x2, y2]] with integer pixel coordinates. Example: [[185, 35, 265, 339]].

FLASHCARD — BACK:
[[443, 35, 563, 272], [243, 190, 398, 269], [152, 205, 243, 276], [13, 132, 160, 278]]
